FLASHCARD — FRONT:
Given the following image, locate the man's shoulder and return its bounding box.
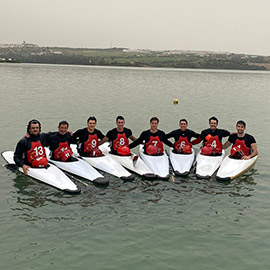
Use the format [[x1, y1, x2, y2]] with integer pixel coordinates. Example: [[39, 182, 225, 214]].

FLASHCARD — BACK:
[[228, 133, 237, 140], [124, 127, 132, 132], [18, 136, 28, 145], [107, 128, 117, 134], [218, 128, 229, 133], [169, 129, 180, 134], [156, 129, 166, 136], [201, 128, 210, 134], [73, 127, 86, 135], [245, 133, 256, 141]]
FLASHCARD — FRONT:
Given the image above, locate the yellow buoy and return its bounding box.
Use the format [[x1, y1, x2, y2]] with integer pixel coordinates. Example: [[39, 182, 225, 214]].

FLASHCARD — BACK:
[[173, 99, 178, 104]]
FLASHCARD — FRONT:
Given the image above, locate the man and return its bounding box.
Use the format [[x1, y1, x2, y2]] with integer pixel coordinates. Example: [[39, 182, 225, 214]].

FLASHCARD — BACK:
[[200, 116, 230, 155], [223, 120, 258, 160], [166, 119, 200, 154], [103, 116, 137, 156], [14, 119, 49, 174], [129, 117, 173, 155], [72, 116, 105, 157], [47, 120, 74, 162]]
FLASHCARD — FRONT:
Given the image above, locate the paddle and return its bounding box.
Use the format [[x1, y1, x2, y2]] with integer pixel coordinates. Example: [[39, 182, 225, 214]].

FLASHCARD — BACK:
[[165, 149, 175, 182], [132, 155, 139, 167], [68, 174, 88, 186]]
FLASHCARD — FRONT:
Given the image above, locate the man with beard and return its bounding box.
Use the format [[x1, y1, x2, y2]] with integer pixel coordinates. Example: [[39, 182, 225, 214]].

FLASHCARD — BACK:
[[223, 120, 258, 160], [14, 119, 49, 174]]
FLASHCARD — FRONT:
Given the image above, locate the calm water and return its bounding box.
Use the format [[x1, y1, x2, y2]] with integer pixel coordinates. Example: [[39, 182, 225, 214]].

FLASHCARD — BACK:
[[0, 63, 269, 269]]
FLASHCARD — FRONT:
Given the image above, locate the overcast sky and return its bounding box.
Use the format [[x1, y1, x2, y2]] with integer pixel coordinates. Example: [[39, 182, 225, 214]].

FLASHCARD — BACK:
[[1, 0, 270, 55]]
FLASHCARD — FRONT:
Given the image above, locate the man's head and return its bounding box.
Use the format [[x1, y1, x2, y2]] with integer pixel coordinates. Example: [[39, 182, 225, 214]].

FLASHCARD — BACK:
[[27, 119, 41, 136], [116, 116, 125, 131], [58, 121, 69, 135], [209, 116, 219, 131], [236, 120, 246, 135], [87, 116, 97, 132], [179, 119, 188, 131], [150, 117, 159, 131]]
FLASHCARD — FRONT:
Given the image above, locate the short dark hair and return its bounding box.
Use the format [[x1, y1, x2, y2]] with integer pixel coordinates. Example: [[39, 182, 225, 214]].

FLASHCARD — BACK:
[[179, 119, 188, 124], [27, 119, 41, 134], [209, 116, 218, 124], [58, 121, 69, 128], [87, 116, 97, 123], [116, 116, 125, 122], [150, 117, 159, 123], [236, 120, 246, 128]]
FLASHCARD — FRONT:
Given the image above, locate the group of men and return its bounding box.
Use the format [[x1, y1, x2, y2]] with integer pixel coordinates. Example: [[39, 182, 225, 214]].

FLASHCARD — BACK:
[[14, 116, 258, 174]]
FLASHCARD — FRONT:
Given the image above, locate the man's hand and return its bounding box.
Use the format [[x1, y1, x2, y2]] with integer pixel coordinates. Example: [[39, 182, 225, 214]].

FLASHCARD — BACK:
[[22, 164, 30, 174]]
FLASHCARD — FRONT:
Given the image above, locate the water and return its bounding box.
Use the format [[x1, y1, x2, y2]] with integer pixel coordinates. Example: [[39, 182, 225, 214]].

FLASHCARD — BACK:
[[0, 63, 269, 269]]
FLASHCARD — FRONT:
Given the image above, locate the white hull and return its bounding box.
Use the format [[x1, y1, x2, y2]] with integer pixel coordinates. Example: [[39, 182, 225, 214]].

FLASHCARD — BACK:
[[45, 148, 107, 185], [216, 155, 258, 181], [71, 144, 134, 180], [139, 145, 169, 179], [195, 150, 225, 179], [169, 148, 195, 176], [99, 143, 155, 178], [2, 151, 80, 193]]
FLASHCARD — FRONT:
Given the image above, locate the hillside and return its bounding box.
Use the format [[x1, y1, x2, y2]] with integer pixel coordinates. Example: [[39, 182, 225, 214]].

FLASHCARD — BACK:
[[1, 43, 270, 71]]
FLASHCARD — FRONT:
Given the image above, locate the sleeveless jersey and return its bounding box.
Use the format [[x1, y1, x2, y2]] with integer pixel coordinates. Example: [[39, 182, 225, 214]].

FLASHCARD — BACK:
[[145, 136, 164, 154]]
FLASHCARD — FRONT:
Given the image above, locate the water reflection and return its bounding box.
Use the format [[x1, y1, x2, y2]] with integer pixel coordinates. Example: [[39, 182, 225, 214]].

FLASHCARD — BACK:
[[5, 162, 257, 226]]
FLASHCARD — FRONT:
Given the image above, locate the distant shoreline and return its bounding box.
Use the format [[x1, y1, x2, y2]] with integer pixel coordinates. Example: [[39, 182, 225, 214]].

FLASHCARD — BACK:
[[1, 43, 270, 71]]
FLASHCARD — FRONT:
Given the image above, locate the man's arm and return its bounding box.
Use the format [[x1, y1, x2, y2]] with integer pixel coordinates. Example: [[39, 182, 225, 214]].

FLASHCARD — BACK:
[[242, 143, 258, 160], [13, 139, 30, 174], [129, 135, 137, 142], [129, 132, 144, 149], [165, 131, 174, 139], [162, 136, 173, 148], [222, 140, 232, 149], [99, 136, 109, 145]]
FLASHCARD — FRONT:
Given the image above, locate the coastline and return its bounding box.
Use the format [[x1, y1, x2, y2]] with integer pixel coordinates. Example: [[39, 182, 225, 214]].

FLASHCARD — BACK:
[[1, 44, 270, 71]]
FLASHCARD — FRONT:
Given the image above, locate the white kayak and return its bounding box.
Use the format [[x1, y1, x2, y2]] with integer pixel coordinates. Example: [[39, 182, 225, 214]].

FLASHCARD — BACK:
[[195, 150, 225, 179], [99, 142, 155, 178], [70, 145, 134, 181], [45, 148, 108, 185], [139, 145, 169, 179], [169, 148, 195, 176], [1, 151, 80, 193], [216, 155, 258, 181]]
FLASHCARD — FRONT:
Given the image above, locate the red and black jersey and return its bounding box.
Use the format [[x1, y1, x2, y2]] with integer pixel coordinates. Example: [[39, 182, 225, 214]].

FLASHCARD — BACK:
[[106, 127, 132, 155], [200, 128, 230, 145], [229, 133, 256, 155], [14, 133, 49, 167], [47, 132, 73, 160], [166, 129, 200, 151], [129, 129, 173, 154], [73, 128, 105, 157]]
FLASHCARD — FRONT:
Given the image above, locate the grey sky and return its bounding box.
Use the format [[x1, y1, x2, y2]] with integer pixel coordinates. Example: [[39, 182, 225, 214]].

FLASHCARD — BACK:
[[1, 0, 270, 55]]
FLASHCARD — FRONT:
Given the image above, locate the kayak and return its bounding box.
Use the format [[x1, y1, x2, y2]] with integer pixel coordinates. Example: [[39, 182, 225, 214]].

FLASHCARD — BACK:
[[139, 145, 169, 179], [216, 155, 258, 181], [45, 148, 108, 185], [1, 151, 80, 193], [169, 148, 195, 176], [195, 150, 225, 179], [99, 142, 155, 178], [70, 145, 134, 181]]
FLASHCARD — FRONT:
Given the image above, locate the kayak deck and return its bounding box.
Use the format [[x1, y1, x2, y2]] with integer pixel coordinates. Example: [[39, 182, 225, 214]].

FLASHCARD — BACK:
[[45, 148, 108, 185], [1, 151, 80, 193], [216, 155, 258, 181], [70, 144, 134, 180], [195, 150, 225, 179], [99, 142, 155, 178], [139, 145, 169, 179], [169, 148, 195, 176]]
